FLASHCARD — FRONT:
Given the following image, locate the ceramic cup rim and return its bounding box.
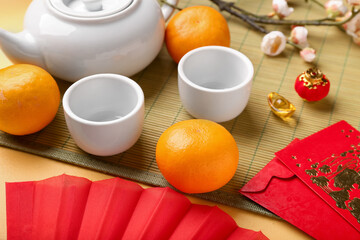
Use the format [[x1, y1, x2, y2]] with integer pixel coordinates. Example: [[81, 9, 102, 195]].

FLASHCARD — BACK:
[[62, 73, 144, 126], [178, 46, 254, 93]]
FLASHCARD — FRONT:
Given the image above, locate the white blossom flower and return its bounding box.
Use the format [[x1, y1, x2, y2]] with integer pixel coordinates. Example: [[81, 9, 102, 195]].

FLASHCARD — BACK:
[[347, 0, 360, 6], [290, 26, 309, 48], [325, 0, 347, 18], [261, 31, 287, 56], [300, 48, 316, 62], [343, 12, 360, 45], [272, 0, 294, 19]]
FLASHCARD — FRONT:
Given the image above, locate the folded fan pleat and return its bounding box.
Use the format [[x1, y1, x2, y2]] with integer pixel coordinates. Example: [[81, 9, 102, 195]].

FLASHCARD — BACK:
[[77, 178, 143, 240], [31, 174, 92, 240], [122, 187, 192, 240], [6, 181, 35, 240], [169, 204, 238, 240]]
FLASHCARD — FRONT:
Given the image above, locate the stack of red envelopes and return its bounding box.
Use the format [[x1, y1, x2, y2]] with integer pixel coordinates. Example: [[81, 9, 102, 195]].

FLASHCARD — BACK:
[[6, 174, 268, 240], [241, 120, 360, 240]]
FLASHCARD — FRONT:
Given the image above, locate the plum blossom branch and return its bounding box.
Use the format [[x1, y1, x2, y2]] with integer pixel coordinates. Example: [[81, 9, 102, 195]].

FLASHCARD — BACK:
[[229, 2, 270, 19], [209, 0, 269, 33], [249, 7, 358, 26], [210, 0, 359, 27], [208, 0, 360, 63]]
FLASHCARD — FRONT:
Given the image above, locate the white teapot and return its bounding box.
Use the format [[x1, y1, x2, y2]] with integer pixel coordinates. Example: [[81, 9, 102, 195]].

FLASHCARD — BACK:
[[0, 0, 178, 82]]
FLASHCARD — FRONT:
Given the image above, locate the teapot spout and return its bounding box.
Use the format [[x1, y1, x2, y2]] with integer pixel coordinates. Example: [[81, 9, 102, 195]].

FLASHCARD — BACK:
[[0, 29, 45, 68]]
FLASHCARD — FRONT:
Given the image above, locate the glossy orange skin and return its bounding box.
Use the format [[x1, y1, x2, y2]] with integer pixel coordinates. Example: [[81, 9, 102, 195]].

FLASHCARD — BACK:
[[165, 6, 231, 63], [0, 64, 60, 135], [156, 119, 239, 194]]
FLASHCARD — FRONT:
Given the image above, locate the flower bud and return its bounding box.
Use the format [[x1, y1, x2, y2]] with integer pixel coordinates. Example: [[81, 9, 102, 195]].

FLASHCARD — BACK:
[[261, 31, 287, 56], [290, 26, 309, 48], [300, 48, 316, 63], [325, 0, 347, 18], [272, 0, 294, 19]]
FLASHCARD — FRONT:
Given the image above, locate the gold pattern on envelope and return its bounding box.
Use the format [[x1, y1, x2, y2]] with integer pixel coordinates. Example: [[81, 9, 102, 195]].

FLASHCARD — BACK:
[[303, 131, 360, 223]]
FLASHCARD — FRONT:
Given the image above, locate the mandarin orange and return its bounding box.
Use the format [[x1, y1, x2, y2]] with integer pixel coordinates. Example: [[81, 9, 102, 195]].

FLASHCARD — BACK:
[[0, 64, 60, 135], [165, 6, 231, 63], [156, 119, 239, 193]]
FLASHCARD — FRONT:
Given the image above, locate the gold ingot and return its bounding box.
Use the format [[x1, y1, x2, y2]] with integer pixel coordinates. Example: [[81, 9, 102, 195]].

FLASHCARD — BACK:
[[267, 92, 296, 119]]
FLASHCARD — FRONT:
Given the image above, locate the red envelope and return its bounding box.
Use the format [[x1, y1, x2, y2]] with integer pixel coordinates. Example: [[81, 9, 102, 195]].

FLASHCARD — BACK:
[[276, 121, 360, 235], [241, 121, 360, 240]]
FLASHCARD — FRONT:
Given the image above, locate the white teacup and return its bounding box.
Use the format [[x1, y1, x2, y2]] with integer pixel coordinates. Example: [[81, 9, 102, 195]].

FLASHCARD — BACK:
[[62, 74, 144, 156], [178, 46, 254, 123]]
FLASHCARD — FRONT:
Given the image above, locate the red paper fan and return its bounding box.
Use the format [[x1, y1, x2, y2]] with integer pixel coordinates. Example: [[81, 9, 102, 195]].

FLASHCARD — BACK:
[[6, 174, 269, 240]]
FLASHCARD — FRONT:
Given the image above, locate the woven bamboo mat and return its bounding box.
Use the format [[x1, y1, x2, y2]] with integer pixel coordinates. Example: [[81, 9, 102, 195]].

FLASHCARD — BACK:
[[1, 0, 360, 218]]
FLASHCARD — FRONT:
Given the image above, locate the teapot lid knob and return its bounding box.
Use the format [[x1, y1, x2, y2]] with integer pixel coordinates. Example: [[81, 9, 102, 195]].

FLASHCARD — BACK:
[[81, 0, 102, 11]]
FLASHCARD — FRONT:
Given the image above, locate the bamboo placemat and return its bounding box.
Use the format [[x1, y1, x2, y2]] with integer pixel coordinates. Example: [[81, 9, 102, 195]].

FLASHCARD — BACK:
[[1, 0, 360, 218]]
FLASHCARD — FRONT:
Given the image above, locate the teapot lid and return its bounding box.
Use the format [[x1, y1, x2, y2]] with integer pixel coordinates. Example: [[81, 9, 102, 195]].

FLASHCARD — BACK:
[[49, 0, 133, 18]]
